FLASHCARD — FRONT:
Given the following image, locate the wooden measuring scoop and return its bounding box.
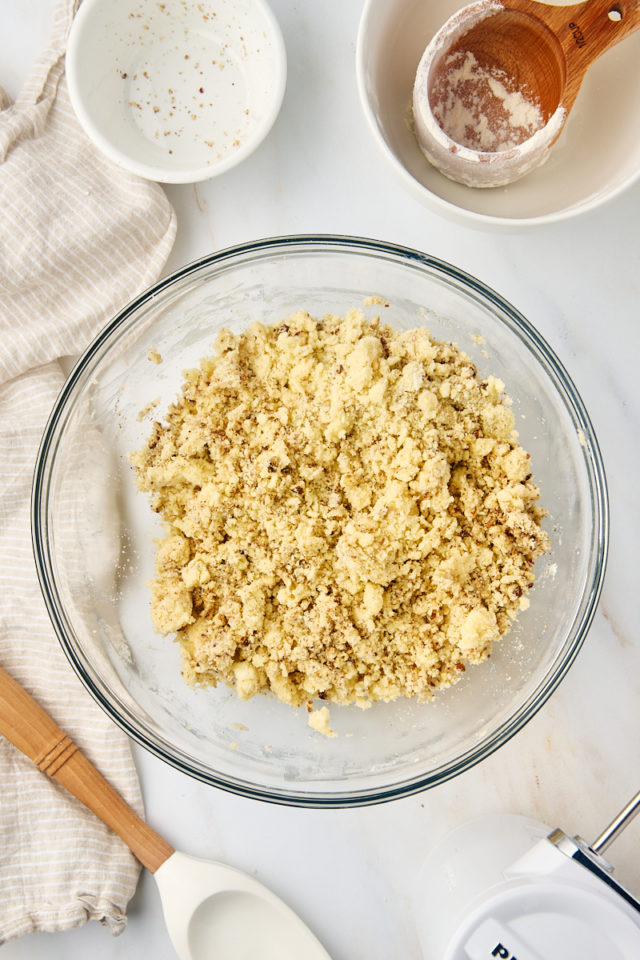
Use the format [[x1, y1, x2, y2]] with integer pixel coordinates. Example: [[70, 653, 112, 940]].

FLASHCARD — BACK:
[[413, 0, 640, 187]]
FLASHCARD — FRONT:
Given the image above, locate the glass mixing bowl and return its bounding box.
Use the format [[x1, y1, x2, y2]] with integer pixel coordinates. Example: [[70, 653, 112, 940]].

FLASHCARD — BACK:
[[32, 236, 608, 807]]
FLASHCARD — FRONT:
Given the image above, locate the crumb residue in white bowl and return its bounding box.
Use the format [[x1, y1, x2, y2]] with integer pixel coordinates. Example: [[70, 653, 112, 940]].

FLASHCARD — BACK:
[[66, 0, 286, 183]]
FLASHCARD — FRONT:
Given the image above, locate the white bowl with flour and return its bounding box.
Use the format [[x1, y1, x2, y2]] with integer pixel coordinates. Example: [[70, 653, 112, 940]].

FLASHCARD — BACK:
[[356, 0, 640, 228]]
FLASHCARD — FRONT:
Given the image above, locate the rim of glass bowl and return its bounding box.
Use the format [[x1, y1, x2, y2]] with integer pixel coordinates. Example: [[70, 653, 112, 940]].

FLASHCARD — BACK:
[[31, 235, 609, 808]]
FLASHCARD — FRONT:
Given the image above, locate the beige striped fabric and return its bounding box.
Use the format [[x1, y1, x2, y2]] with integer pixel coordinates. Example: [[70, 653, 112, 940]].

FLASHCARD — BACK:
[[0, 0, 176, 943]]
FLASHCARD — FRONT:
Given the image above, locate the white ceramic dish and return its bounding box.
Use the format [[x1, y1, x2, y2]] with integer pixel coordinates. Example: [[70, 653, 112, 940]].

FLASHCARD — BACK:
[[356, 0, 640, 229], [66, 0, 286, 184]]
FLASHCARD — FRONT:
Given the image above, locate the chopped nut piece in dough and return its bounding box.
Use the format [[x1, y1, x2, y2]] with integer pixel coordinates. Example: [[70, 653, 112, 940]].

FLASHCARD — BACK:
[[131, 308, 550, 715]]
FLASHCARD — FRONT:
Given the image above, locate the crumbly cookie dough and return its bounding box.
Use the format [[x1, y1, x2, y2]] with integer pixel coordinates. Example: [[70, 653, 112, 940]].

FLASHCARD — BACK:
[[131, 308, 550, 713], [307, 706, 337, 739]]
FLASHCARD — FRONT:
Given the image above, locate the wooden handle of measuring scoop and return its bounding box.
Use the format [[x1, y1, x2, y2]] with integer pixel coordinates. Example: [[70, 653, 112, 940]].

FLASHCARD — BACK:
[[502, 0, 640, 109], [0, 665, 174, 873]]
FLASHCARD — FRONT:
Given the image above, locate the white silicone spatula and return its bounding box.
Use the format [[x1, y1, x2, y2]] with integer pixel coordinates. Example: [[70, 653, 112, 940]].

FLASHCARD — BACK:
[[0, 665, 332, 960]]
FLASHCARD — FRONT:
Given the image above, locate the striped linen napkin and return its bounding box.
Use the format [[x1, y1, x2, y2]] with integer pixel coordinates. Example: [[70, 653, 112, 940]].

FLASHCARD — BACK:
[[0, 0, 176, 943]]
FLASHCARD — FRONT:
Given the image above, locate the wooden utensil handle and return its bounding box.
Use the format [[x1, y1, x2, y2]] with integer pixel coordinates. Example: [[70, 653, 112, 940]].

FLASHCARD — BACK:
[[506, 0, 640, 75], [555, 0, 640, 61], [0, 665, 174, 873]]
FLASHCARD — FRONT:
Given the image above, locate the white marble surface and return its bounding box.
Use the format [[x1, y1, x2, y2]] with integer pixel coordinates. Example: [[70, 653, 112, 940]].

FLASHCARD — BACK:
[[3, 1, 640, 957]]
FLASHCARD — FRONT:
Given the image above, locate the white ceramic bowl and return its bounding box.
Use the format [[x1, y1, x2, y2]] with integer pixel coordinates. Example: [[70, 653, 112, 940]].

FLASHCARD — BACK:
[[356, 0, 640, 229], [66, 0, 286, 183]]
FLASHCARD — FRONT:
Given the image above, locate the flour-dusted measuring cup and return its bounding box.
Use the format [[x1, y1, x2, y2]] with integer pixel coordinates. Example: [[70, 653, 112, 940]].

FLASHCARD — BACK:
[[412, 0, 640, 187], [66, 0, 286, 183], [356, 0, 640, 226]]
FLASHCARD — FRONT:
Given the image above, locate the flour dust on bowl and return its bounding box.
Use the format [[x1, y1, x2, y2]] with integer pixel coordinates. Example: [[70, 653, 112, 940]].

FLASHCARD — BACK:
[[32, 237, 608, 806]]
